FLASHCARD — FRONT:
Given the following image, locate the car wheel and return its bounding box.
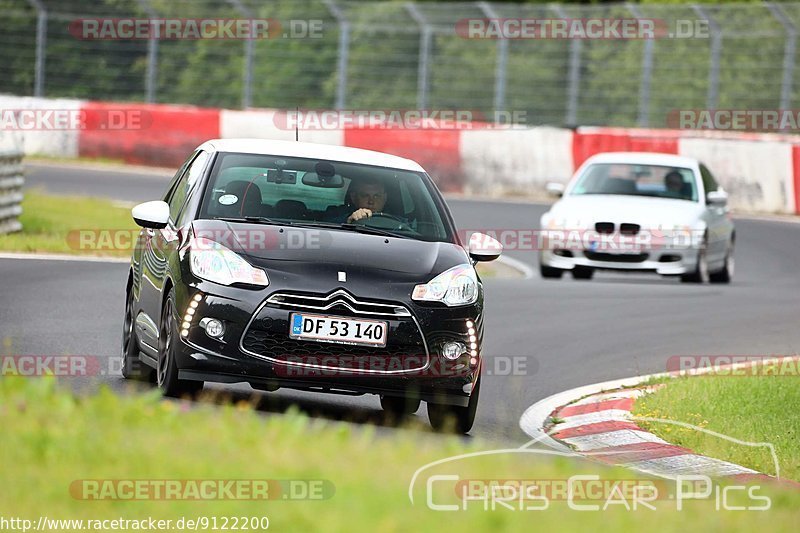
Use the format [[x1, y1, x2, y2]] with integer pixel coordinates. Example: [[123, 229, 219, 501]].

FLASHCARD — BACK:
[[681, 240, 709, 283], [710, 239, 734, 284], [540, 264, 563, 279], [427, 376, 481, 434], [121, 289, 154, 381], [571, 267, 593, 280], [157, 289, 203, 398], [380, 395, 421, 419]]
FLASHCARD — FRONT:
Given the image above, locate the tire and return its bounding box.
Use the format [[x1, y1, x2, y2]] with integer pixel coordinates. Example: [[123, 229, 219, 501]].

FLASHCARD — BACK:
[[539, 264, 563, 279], [681, 240, 710, 284], [380, 395, 421, 419], [571, 267, 594, 280], [427, 376, 481, 434], [710, 239, 734, 284], [157, 290, 203, 398], [121, 289, 154, 381]]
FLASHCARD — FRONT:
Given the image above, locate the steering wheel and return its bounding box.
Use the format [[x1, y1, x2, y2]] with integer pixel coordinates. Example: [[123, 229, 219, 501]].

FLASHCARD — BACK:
[[353, 212, 414, 231]]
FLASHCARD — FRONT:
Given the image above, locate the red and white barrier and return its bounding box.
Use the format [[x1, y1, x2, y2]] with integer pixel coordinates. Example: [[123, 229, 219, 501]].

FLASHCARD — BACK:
[[3, 94, 799, 214]]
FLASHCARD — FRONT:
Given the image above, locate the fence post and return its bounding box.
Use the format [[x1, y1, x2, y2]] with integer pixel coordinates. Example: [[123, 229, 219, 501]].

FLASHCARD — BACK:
[[228, 0, 254, 108], [136, 0, 158, 103], [767, 2, 796, 110], [406, 2, 431, 110], [692, 5, 721, 111], [477, 2, 507, 116], [324, 0, 350, 110], [25, 0, 46, 97], [627, 4, 653, 127], [552, 5, 580, 126]]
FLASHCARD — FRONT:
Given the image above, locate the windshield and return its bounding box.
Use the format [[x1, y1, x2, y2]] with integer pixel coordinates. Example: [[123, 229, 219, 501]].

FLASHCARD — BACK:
[[198, 152, 454, 242], [570, 163, 698, 202]]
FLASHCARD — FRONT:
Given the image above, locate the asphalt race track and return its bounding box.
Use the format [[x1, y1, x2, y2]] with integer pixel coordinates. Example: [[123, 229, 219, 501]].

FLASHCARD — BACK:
[[3, 163, 800, 443]]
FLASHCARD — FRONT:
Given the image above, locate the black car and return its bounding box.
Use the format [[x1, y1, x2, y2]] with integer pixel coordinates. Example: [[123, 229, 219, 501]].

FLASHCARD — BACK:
[[122, 139, 502, 432]]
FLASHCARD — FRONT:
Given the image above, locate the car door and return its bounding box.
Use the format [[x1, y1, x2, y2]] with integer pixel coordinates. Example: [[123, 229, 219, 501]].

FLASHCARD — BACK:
[[137, 151, 210, 351], [698, 163, 730, 265]]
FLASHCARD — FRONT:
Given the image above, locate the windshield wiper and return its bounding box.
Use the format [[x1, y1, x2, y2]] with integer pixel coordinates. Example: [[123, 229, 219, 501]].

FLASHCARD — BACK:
[[289, 221, 409, 239], [340, 223, 408, 239], [215, 216, 288, 225]]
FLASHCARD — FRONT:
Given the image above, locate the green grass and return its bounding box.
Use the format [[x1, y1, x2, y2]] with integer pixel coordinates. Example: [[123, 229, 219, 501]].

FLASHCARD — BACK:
[[1, 377, 799, 531], [633, 365, 800, 482], [0, 190, 138, 257]]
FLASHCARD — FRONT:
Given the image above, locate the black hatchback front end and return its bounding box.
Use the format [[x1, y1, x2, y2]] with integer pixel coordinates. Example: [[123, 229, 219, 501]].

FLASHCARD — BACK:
[[124, 140, 501, 432], [173, 220, 484, 407]]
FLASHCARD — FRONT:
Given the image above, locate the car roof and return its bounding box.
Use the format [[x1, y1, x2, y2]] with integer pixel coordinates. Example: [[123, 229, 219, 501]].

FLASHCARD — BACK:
[[198, 138, 425, 172], [583, 152, 700, 168]]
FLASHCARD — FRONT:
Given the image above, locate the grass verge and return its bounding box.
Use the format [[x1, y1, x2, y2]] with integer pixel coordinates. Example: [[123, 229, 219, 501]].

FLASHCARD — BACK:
[[0, 190, 137, 257], [1, 377, 799, 531], [633, 363, 800, 481]]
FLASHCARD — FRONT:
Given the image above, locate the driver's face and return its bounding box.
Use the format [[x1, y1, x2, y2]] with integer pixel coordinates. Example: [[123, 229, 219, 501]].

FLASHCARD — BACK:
[[352, 183, 387, 211], [666, 175, 683, 191]]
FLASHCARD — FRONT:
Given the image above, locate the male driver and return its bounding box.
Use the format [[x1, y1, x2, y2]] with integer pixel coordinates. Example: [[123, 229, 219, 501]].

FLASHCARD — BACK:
[[326, 179, 389, 223], [664, 170, 686, 198], [347, 180, 387, 222]]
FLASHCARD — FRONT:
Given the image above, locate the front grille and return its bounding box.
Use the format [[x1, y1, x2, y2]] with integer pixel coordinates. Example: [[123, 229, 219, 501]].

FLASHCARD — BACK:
[[240, 290, 428, 373], [595, 222, 615, 234], [619, 223, 641, 236], [584, 251, 649, 263], [242, 327, 427, 371], [266, 290, 409, 317]]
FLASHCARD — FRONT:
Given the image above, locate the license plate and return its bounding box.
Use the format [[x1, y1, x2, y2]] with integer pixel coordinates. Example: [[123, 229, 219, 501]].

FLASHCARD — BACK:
[[289, 313, 388, 347]]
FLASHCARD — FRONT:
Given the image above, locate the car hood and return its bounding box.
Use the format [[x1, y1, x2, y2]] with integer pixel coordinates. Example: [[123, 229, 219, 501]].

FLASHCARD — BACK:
[[545, 195, 705, 227], [190, 219, 468, 280]]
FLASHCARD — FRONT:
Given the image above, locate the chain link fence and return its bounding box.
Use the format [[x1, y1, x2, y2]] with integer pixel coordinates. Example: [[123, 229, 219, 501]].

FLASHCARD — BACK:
[[1, 0, 799, 128]]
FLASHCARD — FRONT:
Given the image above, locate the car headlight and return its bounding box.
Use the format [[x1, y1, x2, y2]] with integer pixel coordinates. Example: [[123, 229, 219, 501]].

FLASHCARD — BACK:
[[412, 265, 478, 306], [543, 215, 584, 230], [189, 237, 269, 287]]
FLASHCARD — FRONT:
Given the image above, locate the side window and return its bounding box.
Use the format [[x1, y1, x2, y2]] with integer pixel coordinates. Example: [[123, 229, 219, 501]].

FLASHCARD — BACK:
[[699, 164, 719, 196], [168, 151, 209, 223], [162, 152, 197, 203]]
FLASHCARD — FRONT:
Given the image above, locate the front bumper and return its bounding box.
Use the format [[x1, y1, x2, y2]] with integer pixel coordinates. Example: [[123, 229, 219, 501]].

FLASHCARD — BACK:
[[172, 283, 483, 407], [540, 246, 700, 275]]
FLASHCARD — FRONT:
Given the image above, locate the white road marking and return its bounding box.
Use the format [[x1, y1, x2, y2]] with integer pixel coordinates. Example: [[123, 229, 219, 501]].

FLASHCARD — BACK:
[[554, 409, 632, 430], [562, 429, 669, 451], [494, 254, 535, 279], [626, 454, 758, 478]]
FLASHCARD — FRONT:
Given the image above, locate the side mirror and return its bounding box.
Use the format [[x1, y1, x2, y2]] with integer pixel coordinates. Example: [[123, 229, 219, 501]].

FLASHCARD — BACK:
[[545, 182, 565, 198], [132, 201, 170, 229], [468, 232, 502, 262], [706, 190, 728, 207]]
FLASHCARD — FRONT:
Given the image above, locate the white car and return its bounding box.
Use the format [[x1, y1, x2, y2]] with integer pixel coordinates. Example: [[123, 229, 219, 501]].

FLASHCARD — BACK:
[[539, 152, 735, 283]]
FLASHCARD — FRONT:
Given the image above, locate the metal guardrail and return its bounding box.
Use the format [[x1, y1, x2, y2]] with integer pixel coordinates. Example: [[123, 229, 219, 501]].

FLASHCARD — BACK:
[[0, 151, 25, 235]]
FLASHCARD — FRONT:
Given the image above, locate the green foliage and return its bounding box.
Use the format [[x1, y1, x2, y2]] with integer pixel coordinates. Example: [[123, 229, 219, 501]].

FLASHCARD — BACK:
[[2, 0, 796, 129]]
